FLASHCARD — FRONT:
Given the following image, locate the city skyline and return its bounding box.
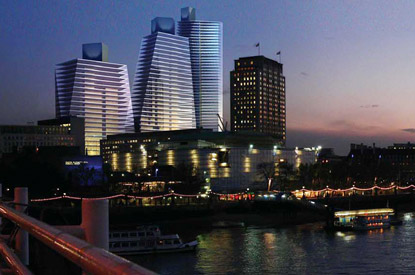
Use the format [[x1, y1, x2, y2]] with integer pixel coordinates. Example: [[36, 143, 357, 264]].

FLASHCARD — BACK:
[[2, 1, 415, 154]]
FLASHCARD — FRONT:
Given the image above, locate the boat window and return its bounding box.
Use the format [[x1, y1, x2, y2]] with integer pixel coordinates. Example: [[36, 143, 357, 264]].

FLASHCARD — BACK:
[[113, 233, 120, 238], [121, 242, 129, 248], [138, 232, 145, 237], [113, 243, 120, 248], [165, 240, 172, 245], [130, 242, 137, 247], [147, 232, 154, 236], [139, 241, 145, 246], [174, 240, 180, 244], [130, 232, 137, 237], [121, 233, 128, 238]]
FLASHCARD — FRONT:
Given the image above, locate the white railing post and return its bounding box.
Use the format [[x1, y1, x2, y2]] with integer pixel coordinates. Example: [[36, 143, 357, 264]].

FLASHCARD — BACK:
[[14, 187, 29, 265], [81, 199, 109, 250], [0, 202, 154, 274]]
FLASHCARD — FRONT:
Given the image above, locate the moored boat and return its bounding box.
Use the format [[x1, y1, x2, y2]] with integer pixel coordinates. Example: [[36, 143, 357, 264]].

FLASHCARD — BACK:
[[332, 208, 394, 231], [109, 225, 198, 255]]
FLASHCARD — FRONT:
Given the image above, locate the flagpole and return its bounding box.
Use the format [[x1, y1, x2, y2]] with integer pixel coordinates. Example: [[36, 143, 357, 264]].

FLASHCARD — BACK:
[[255, 42, 261, 55]]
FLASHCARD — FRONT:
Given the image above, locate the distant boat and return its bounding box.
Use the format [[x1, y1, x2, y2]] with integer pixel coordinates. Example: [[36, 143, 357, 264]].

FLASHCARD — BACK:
[[332, 208, 395, 231], [109, 225, 198, 255]]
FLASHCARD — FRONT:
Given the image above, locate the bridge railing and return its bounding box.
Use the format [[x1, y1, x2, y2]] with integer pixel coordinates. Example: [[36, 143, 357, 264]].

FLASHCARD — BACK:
[[0, 201, 155, 275]]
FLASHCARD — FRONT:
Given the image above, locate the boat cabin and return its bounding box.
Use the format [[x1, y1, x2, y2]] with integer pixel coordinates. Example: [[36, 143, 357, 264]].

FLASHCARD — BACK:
[[333, 208, 394, 230]]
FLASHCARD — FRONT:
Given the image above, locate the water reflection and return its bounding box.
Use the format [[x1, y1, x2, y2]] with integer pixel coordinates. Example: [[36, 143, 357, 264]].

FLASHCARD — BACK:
[[132, 213, 415, 274], [335, 231, 356, 242]]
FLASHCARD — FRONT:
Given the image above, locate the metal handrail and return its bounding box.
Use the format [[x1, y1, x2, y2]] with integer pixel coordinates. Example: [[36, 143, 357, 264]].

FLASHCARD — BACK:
[[0, 203, 156, 275], [0, 239, 32, 275]]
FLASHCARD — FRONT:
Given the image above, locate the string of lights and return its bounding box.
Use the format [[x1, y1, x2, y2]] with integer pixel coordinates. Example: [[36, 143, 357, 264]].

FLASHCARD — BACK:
[[29, 184, 415, 202], [292, 184, 415, 193], [31, 192, 210, 202]]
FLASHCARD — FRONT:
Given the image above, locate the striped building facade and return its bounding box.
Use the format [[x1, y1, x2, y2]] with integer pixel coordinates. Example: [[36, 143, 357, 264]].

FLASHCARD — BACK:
[[55, 43, 133, 155]]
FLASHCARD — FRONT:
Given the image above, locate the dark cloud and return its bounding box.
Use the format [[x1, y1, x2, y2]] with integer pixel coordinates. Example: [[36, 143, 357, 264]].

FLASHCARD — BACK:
[[360, 104, 379, 108], [402, 128, 415, 134], [328, 120, 378, 131]]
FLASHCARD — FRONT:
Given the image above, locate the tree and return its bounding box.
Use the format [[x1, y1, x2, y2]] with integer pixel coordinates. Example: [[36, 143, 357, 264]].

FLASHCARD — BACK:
[[74, 163, 96, 186], [257, 162, 276, 191], [170, 162, 204, 194], [298, 163, 312, 188], [276, 161, 295, 191]]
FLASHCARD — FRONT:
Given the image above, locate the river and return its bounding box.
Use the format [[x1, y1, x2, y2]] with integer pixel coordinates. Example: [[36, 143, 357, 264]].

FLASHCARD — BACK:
[[129, 212, 415, 274]]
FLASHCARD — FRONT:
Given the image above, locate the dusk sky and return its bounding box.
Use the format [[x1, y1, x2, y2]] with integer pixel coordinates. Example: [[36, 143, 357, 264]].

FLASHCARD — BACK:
[[2, 0, 415, 154]]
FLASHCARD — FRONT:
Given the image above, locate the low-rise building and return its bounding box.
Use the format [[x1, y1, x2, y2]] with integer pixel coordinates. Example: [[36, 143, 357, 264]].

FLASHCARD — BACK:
[[0, 122, 78, 157], [38, 116, 85, 154], [348, 142, 415, 183], [101, 129, 318, 192]]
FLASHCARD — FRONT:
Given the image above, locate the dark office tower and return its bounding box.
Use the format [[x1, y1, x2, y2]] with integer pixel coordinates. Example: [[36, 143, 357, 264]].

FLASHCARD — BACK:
[[177, 7, 223, 131], [230, 56, 286, 142]]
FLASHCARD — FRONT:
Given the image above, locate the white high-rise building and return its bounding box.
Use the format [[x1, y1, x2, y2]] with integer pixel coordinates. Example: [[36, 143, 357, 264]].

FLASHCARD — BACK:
[[132, 17, 196, 132], [177, 7, 223, 131], [55, 43, 133, 155]]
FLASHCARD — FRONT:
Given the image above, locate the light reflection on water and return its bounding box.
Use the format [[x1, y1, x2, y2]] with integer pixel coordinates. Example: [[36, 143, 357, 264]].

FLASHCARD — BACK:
[[130, 213, 415, 274]]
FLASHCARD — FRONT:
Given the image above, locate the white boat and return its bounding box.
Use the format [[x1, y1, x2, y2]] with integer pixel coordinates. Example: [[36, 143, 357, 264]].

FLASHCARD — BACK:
[[109, 225, 198, 255]]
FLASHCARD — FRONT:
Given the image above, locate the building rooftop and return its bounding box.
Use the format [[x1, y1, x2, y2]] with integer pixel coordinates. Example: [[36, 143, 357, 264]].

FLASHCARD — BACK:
[[103, 129, 284, 149]]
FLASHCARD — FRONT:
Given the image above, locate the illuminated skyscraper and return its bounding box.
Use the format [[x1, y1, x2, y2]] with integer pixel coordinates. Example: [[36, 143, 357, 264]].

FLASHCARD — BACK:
[[132, 17, 195, 132], [230, 56, 286, 142], [55, 43, 133, 155], [177, 7, 223, 131]]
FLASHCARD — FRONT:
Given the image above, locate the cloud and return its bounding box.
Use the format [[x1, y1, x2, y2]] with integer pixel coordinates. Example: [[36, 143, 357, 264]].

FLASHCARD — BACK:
[[360, 104, 379, 108], [300, 72, 309, 77], [328, 120, 378, 132], [402, 128, 415, 134]]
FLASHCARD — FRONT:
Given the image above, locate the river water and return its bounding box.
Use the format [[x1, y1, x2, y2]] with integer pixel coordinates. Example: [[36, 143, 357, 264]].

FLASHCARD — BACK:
[[130, 213, 415, 274]]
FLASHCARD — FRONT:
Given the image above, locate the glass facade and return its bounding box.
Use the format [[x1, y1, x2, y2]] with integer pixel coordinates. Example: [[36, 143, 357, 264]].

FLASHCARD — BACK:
[[56, 51, 133, 155], [132, 20, 196, 132], [177, 7, 223, 131]]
